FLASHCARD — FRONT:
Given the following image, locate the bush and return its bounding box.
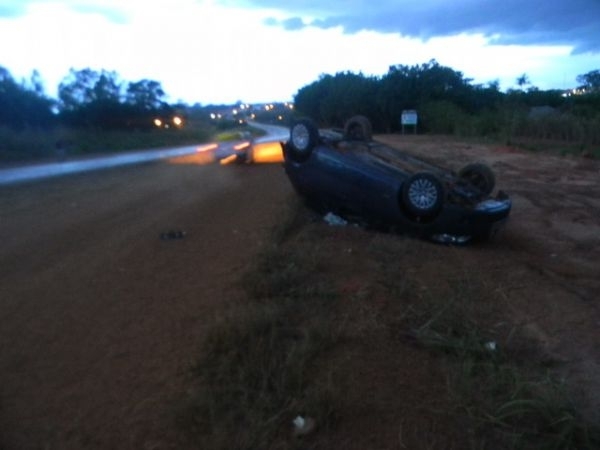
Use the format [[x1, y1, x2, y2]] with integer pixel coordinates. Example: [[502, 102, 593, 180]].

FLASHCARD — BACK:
[[0, 125, 213, 164], [418, 101, 473, 135]]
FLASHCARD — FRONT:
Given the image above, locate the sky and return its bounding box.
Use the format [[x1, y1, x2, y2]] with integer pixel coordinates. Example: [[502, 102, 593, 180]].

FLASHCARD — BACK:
[[0, 0, 598, 105]]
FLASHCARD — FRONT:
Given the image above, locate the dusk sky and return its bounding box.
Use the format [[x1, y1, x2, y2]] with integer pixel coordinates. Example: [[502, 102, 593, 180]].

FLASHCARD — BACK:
[[1, 0, 598, 104]]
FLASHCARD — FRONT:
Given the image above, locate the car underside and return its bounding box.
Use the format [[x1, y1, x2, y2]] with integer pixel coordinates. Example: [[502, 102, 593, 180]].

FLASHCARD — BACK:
[[281, 116, 512, 244]]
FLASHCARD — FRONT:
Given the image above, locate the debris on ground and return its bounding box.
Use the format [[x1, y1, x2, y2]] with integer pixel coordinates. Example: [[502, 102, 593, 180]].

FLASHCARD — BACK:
[[292, 415, 316, 437], [484, 341, 497, 352], [159, 230, 187, 240], [323, 212, 348, 226]]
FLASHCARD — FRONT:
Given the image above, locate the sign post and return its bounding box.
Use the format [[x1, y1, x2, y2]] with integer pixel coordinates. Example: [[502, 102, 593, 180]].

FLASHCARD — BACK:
[[401, 110, 418, 134]]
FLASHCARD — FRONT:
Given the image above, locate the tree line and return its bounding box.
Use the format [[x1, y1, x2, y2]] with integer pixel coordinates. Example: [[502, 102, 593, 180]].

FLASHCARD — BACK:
[[293, 60, 600, 144], [2, 61, 600, 144], [0, 66, 174, 131]]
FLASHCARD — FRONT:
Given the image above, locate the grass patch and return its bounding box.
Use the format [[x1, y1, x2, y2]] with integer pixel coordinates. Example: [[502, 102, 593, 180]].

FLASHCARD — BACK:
[[509, 137, 600, 159], [364, 236, 599, 449], [0, 124, 213, 164], [214, 130, 249, 142], [179, 202, 339, 449], [182, 300, 338, 449], [398, 274, 600, 449], [0, 122, 268, 164], [179, 205, 599, 449], [214, 125, 268, 143]]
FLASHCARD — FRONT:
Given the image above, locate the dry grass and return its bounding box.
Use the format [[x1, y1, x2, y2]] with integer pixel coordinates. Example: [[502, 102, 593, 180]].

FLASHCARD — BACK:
[[178, 201, 340, 449], [179, 199, 600, 449]]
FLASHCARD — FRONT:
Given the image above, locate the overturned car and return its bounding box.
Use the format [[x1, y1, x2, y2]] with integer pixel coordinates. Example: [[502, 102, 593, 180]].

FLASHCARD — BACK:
[[281, 116, 511, 244]]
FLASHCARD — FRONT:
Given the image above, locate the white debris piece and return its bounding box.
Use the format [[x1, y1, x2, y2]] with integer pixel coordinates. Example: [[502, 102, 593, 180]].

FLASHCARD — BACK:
[[293, 416, 305, 428], [292, 415, 316, 436], [484, 341, 497, 351], [323, 212, 348, 226]]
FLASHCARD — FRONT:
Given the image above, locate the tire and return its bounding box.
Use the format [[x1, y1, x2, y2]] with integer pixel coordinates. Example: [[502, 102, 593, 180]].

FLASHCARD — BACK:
[[402, 172, 445, 218], [458, 163, 495, 196], [344, 115, 373, 141], [286, 118, 319, 162]]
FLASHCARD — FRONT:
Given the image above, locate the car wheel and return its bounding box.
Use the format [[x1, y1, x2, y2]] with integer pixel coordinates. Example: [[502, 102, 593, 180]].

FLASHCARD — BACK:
[[458, 163, 495, 196], [344, 115, 373, 141], [402, 172, 445, 218], [287, 118, 319, 162]]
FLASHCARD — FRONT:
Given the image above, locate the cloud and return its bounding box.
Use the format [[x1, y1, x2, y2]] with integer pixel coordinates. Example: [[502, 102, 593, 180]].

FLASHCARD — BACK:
[[256, 0, 600, 53], [71, 4, 128, 24], [279, 16, 307, 31], [0, 0, 128, 24], [0, 3, 27, 18], [264, 15, 306, 31]]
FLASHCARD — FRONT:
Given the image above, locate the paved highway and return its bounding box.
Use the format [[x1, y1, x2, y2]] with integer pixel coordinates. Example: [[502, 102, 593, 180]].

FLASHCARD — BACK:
[[0, 122, 288, 185]]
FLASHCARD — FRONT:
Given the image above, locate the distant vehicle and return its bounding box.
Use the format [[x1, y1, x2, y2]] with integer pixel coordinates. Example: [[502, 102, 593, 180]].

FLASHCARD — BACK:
[[215, 130, 285, 165], [212, 131, 254, 164], [281, 116, 511, 244]]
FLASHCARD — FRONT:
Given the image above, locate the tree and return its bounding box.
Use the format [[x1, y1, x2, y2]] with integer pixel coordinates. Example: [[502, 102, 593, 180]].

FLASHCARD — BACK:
[[293, 60, 479, 133], [294, 72, 379, 128], [58, 68, 122, 112], [126, 79, 167, 110], [57, 68, 170, 130], [0, 66, 54, 129], [467, 80, 503, 110], [377, 65, 414, 132], [375, 60, 475, 131], [576, 69, 600, 92], [23, 70, 45, 95], [516, 73, 531, 90], [93, 71, 121, 102]]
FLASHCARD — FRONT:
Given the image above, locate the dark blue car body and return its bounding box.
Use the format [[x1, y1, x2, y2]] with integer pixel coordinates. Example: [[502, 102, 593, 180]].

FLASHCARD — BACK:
[[282, 117, 511, 244]]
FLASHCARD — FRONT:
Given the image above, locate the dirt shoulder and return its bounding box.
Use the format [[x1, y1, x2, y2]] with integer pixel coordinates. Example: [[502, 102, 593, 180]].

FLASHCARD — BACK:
[[0, 157, 293, 449]]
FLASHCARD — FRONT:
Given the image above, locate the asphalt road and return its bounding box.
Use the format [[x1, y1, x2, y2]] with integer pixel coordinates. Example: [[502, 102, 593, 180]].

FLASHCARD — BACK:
[[0, 122, 289, 185]]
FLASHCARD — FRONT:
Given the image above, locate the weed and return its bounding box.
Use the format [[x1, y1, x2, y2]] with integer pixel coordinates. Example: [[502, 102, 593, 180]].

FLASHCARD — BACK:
[[0, 125, 214, 163], [215, 130, 247, 142], [180, 203, 339, 449], [450, 358, 600, 449], [396, 274, 600, 449], [183, 302, 337, 447], [181, 200, 600, 449]]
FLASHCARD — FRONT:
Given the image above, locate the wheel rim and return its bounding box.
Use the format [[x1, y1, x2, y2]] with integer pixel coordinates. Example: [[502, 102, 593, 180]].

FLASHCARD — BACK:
[[291, 124, 310, 151], [408, 178, 438, 210]]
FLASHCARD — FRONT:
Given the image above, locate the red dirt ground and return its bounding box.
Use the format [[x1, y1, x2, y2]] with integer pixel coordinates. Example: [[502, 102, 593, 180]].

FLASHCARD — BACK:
[[377, 135, 600, 416]]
